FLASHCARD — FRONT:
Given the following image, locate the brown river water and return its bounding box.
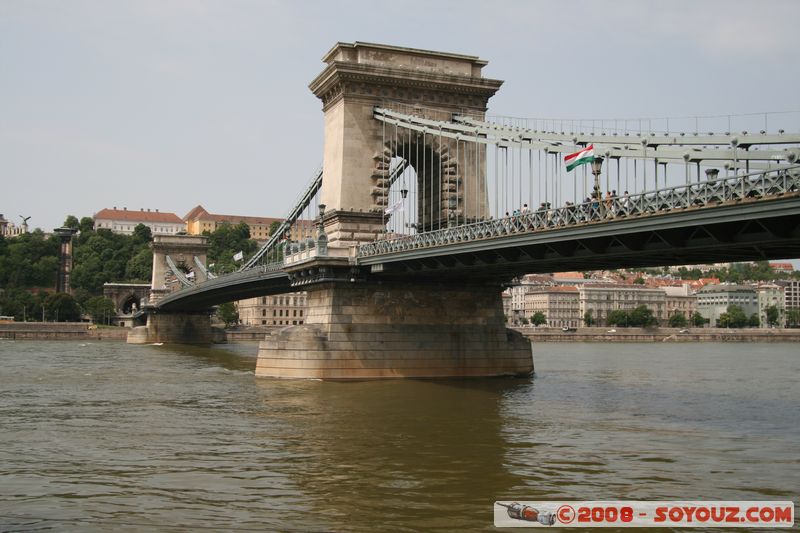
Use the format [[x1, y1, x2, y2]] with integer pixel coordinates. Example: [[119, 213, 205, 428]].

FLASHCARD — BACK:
[[0, 340, 797, 532]]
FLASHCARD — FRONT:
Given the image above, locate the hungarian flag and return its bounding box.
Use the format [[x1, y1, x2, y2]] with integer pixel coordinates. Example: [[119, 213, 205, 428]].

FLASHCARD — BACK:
[[564, 144, 594, 172]]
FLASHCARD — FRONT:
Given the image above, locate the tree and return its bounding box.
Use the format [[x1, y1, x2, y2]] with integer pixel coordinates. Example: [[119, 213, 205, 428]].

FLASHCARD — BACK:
[[132, 223, 152, 243], [787, 308, 800, 328], [633, 277, 645, 285], [217, 302, 239, 328], [719, 305, 747, 328], [691, 311, 706, 327], [268, 220, 281, 236], [83, 296, 116, 324], [125, 248, 153, 281], [765, 305, 780, 327], [519, 316, 529, 326], [747, 313, 760, 328], [607, 309, 629, 326], [583, 309, 595, 326], [44, 292, 81, 322], [79, 217, 95, 234], [530, 311, 547, 326], [668, 313, 688, 328], [63, 215, 80, 229], [207, 222, 259, 273], [628, 305, 658, 327]]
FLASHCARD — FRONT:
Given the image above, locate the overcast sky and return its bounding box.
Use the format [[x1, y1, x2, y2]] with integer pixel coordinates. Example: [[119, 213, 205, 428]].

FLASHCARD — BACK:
[[2, 0, 799, 262]]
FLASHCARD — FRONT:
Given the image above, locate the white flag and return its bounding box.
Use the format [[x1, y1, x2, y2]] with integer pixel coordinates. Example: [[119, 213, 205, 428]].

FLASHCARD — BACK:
[[384, 199, 404, 215], [233, 251, 244, 261]]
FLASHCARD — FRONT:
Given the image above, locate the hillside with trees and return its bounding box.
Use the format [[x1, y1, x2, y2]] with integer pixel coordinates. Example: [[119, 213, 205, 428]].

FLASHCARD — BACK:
[[0, 216, 261, 322]]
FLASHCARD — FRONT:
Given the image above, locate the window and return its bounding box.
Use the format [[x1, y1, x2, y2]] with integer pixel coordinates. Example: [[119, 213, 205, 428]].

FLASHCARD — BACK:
[[262, 309, 266, 317], [261, 320, 267, 325]]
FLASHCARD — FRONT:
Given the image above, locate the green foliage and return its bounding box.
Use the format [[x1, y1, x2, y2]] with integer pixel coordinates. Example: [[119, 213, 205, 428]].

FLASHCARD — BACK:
[[217, 302, 239, 327], [628, 305, 658, 327], [268, 220, 281, 236], [633, 277, 645, 285], [79, 217, 94, 234], [0, 231, 60, 288], [691, 311, 706, 327], [583, 309, 595, 326], [530, 311, 547, 326], [718, 304, 748, 328], [765, 305, 780, 327], [518, 316, 529, 325], [83, 296, 116, 324], [44, 292, 81, 322], [787, 308, 800, 327], [132, 223, 152, 243], [207, 222, 259, 273], [607, 309, 629, 326], [71, 227, 152, 293], [125, 248, 153, 281], [604, 306, 658, 327], [0, 288, 47, 321], [677, 261, 797, 282], [668, 313, 688, 328], [747, 313, 760, 328], [63, 215, 79, 229]]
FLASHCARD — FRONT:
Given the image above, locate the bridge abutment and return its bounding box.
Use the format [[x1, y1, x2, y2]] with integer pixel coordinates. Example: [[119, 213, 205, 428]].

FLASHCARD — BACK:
[[128, 311, 226, 344], [256, 280, 532, 379]]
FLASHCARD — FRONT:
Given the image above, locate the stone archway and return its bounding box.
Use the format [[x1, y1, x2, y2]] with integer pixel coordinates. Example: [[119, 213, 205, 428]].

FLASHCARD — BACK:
[[372, 137, 463, 233], [121, 294, 139, 314]]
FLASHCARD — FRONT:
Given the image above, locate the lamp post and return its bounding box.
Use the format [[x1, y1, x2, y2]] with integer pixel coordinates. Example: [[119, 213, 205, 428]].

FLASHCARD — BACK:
[[316, 204, 328, 256], [591, 156, 604, 217]]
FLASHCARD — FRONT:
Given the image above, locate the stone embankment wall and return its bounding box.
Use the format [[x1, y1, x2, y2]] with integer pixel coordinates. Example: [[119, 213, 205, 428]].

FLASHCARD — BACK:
[[0, 322, 129, 340], [515, 326, 800, 342]]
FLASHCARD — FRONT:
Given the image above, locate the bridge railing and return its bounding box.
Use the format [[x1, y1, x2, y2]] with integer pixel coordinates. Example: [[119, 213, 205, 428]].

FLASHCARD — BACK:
[[357, 166, 799, 258]]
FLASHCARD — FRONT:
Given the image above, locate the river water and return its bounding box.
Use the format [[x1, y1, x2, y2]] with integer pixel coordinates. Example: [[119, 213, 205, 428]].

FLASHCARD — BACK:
[[0, 340, 797, 532]]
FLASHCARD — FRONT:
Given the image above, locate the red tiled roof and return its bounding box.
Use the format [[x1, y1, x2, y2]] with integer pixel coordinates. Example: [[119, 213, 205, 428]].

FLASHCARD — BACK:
[[94, 208, 184, 224], [553, 271, 584, 279]]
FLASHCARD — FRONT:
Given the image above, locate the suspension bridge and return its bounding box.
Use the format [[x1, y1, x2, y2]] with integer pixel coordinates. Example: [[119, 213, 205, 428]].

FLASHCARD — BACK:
[[129, 42, 800, 379]]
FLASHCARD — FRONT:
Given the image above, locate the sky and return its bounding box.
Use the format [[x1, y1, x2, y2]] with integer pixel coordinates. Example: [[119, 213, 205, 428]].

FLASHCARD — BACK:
[[2, 0, 799, 264]]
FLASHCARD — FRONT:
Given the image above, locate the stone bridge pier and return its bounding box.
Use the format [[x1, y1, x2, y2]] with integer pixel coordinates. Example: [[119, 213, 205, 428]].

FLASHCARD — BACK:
[[256, 42, 532, 379], [128, 235, 225, 344]]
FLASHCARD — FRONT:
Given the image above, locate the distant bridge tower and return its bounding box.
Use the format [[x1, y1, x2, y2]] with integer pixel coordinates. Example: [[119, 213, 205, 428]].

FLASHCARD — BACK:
[[128, 234, 222, 344], [149, 235, 210, 304]]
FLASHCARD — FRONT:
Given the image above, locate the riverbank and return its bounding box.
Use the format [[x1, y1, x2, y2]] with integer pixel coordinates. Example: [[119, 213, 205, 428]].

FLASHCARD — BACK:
[[0, 322, 130, 341], [2, 323, 798, 343], [514, 326, 800, 342]]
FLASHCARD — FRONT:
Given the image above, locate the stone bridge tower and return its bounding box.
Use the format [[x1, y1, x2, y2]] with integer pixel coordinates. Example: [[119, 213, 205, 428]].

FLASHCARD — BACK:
[[309, 41, 503, 245], [149, 235, 210, 304], [256, 43, 532, 379]]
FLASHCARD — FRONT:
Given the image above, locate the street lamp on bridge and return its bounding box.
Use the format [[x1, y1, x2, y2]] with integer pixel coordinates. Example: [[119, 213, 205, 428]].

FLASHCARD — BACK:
[[591, 156, 604, 216]]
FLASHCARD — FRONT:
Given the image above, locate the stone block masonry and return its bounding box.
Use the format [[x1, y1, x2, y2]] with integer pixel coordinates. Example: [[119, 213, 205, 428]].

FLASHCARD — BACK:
[[256, 280, 533, 379], [127, 311, 225, 344]]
